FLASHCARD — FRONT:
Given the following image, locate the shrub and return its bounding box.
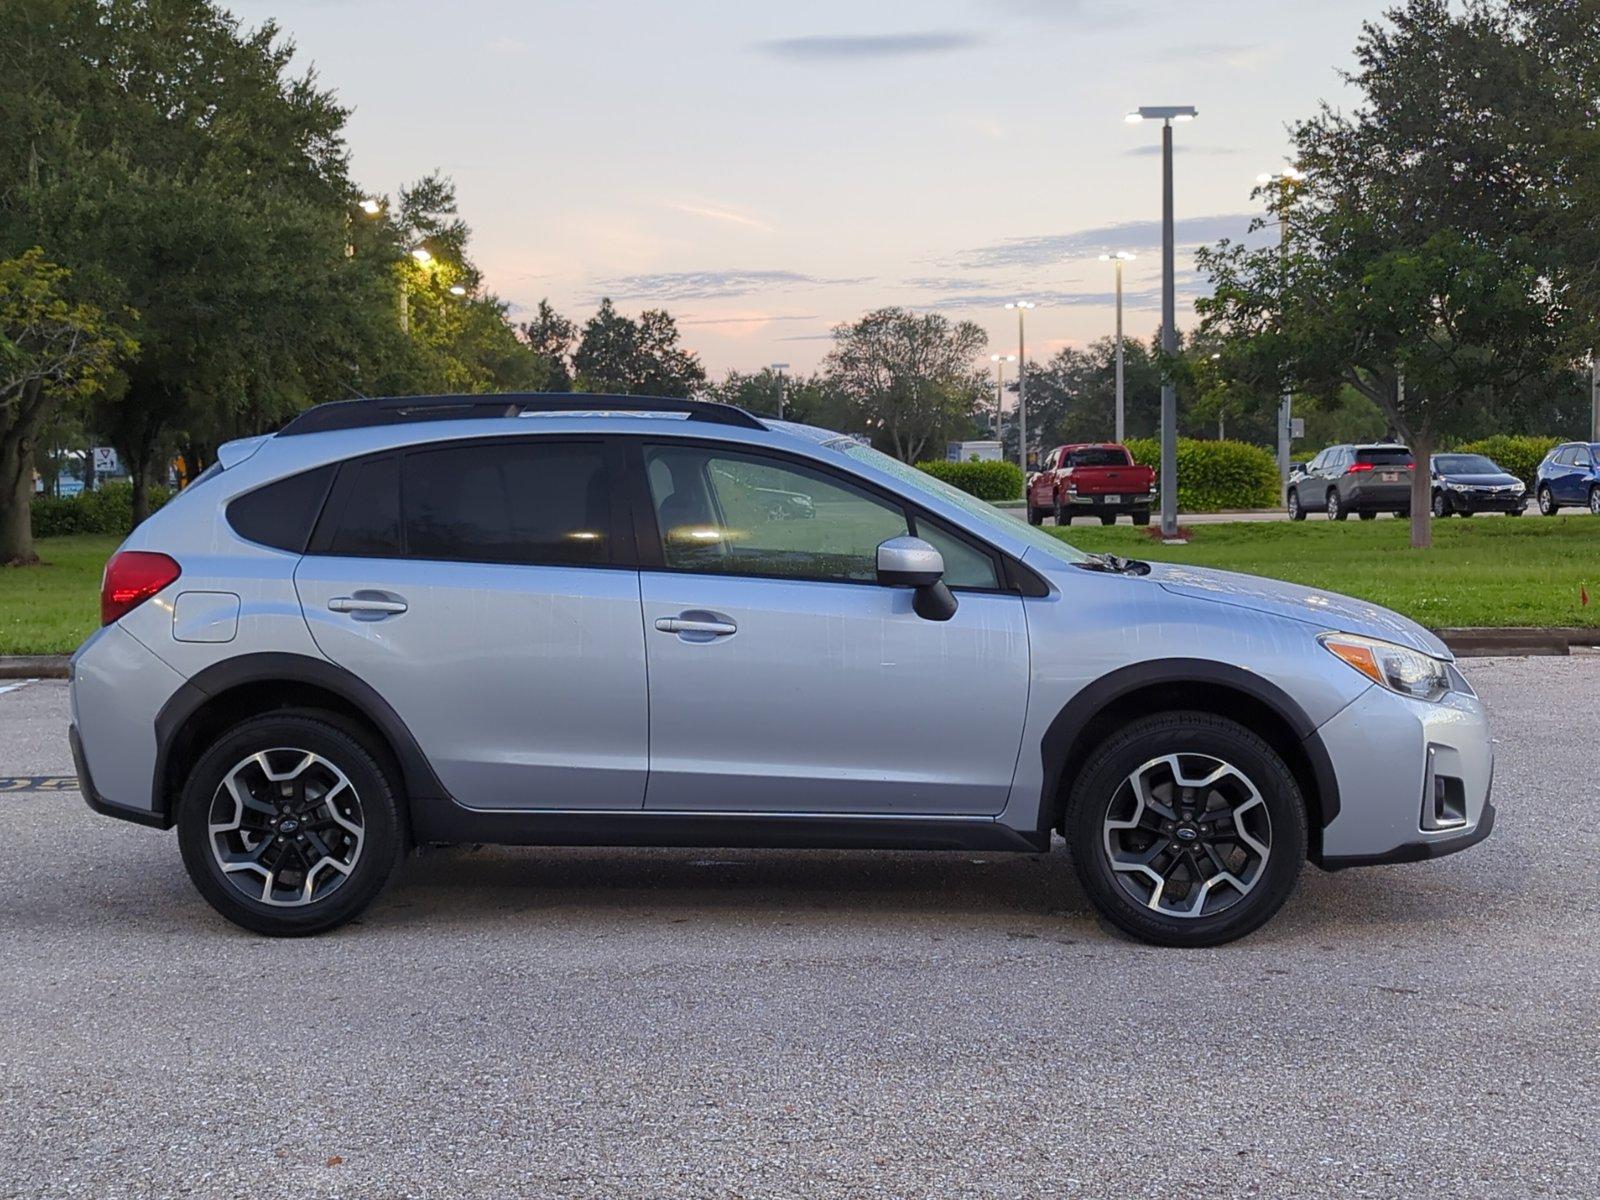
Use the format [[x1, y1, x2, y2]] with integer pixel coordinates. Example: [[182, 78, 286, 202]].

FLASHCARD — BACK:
[[1124, 438, 1280, 513], [915, 459, 1025, 501], [31, 482, 172, 538], [1452, 434, 1562, 490]]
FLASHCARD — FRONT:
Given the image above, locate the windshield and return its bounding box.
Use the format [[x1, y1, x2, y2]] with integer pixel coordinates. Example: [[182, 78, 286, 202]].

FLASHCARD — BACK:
[[1433, 454, 1499, 475], [837, 441, 1089, 565], [1356, 447, 1414, 466], [1064, 447, 1131, 467]]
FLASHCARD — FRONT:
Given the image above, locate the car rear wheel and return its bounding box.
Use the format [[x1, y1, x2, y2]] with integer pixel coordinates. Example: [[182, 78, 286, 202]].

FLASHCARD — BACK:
[[1131, 510, 1150, 526], [1027, 505, 1044, 526], [1538, 485, 1558, 515], [1100, 513, 1117, 526], [1064, 712, 1307, 947], [1327, 490, 1346, 520], [1359, 510, 1377, 521], [177, 713, 406, 936]]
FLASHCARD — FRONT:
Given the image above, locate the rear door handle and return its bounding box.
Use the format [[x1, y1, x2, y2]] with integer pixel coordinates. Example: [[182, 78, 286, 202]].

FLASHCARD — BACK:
[[654, 617, 737, 636], [328, 595, 408, 616]]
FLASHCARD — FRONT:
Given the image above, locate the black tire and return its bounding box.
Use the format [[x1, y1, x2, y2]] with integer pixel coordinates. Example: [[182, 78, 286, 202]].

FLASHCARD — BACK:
[[1327, 489, 1346, 521], [1432, 491, 1450, 519], [1538, 485, 1558, 516], [1287, 489, 1306, 521], [1027, 505, 1044, 526], [1059, 513, 1073, 527], [1397, 507, 1410, 519], [1506, 506, 1523, 516], [1590, 486, 1600, 516], [1359, 510, 1377, 521], [1064, 711, 1307, 947], [1131, 510, 1150, 526], [177, 713, 406, 936], [1100, 513, 1117, 526]]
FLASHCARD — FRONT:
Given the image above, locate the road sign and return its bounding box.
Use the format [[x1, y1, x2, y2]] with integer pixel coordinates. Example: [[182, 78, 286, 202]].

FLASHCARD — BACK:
[[1290, 418, 1306, 439], [92, 447, 120, 474]]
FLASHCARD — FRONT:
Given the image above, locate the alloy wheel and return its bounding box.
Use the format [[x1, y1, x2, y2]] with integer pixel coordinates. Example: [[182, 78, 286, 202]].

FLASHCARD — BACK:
[[207, 748, 366, 907], [1101, 753, 1272, 919], [1539, 486, 1555, 515], [1590, 488, 1600, 516]]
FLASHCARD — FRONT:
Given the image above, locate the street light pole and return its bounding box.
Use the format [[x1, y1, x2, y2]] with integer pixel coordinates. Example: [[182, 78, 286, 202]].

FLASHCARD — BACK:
[[771, 363, 790, 419], [1259, 167, 1306, 500], [1099, 252, 1135, 442], [1127, 106, 1196, 540], [1006, 302, 1035, 474], [990, 353, 1016, 439]]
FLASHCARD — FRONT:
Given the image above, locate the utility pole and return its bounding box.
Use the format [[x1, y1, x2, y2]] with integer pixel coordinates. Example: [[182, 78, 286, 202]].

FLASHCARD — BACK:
[[771, 363, 790, 420], [1007, 302, 1035, 474], [1100, 253, 1134, 442]]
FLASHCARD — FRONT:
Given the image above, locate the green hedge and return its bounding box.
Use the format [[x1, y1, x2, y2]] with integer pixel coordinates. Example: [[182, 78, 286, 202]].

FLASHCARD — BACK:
[[1124, 438, 1280, 513], [1452, 435, 1561, 490], [915, 459, 1025, 502], [31, 482, 172, 538]]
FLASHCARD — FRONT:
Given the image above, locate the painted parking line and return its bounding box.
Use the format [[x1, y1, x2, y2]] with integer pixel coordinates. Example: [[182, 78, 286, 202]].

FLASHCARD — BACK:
[[0, 679, 38, 696], [0, 776, 79, 793]]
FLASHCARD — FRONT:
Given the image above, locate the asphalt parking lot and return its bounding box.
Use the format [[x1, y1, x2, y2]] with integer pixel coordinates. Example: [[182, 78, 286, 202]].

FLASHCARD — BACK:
[[2, 660, 1596, 1199]]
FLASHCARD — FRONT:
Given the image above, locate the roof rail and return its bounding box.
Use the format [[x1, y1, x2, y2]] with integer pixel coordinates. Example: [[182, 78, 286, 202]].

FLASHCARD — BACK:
[[276, 393, 767, 437]]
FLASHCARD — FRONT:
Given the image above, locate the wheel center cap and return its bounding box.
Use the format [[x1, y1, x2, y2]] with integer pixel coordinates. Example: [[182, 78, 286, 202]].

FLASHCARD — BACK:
[[278, 817, 300, 834], [1175, 824, 1200, 843]]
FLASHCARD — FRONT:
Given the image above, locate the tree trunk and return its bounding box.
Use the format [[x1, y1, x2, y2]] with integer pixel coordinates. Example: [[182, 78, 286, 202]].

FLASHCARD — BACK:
[[0, 380, 45, 565], [1409, 429, 1434, 550], [130, 467, 150, 529]]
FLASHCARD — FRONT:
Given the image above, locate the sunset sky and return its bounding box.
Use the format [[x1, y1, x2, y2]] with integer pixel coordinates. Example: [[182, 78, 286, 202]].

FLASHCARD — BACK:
[[232, 0, 1383, 377]]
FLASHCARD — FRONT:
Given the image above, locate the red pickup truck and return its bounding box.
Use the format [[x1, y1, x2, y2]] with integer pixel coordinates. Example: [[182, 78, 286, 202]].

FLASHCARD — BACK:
[[1026, 443, 1157, 526]]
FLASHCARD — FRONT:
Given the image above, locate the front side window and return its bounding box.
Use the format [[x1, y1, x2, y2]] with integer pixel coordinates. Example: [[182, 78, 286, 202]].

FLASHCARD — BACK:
[[645, 445, 908, 582], [404, 441, 611, 566]]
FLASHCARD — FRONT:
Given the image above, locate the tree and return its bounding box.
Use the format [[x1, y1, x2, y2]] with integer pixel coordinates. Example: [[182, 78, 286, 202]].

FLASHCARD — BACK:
[[704, 367, 857, 431], [1197, 0, 1591, 547], [822, 308, 988, 462], [571, 299, 706, 397], [521, 300, 578, 391], [0, 250, 132, 563]]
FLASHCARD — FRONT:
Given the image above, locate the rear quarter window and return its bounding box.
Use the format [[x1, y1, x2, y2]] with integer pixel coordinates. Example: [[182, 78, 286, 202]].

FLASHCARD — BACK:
[[225, 465, 336, 553]]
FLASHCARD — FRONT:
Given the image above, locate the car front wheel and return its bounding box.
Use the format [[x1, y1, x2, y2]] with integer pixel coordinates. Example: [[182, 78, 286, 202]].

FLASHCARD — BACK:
[[1432, 491, 1451, 518], [1064, 711, 1307, 947], [1538, 485, 1557, 516], [1590, 486, 1600, 516], [177, 713, 406, 936]]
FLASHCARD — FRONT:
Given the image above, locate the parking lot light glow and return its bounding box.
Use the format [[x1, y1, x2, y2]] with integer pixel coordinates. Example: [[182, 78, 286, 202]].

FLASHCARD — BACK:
[[448, 284, 467, 296], [410, 247, 432, 264], [359, 199, 382, 215]]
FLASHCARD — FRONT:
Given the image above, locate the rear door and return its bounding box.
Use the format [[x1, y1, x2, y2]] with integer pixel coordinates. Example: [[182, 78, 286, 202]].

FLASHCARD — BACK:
[[293, 438, 649, 811], [632, 441, 1030, 816]]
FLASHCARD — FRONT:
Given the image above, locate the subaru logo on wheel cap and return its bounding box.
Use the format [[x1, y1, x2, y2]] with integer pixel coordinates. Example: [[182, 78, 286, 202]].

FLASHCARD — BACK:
[[1175, 826, 1199, 842], [279, 817, 300, 833]]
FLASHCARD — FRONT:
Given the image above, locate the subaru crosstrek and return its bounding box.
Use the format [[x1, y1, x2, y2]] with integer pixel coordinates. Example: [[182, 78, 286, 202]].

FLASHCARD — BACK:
[[69, 395, 1496, 946]]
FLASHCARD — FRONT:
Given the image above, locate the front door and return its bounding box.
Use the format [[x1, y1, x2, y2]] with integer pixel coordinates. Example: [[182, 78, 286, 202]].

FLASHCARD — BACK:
[[293, 438, 648, 811], [633, 442, 1030, 816]]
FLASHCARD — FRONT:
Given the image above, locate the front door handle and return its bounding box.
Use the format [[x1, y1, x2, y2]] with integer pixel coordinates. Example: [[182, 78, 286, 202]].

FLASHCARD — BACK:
[[328, 594, 408, 616], [654, 616, 737, 636]]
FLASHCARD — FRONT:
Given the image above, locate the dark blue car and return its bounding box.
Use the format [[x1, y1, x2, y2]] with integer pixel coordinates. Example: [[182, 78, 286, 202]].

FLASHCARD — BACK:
[[1535, 442, 1600, 516]]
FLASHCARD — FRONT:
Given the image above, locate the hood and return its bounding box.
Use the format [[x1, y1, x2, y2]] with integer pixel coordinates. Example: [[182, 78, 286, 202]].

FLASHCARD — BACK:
[[1437, 471, 1520, 487], [1149, 562, 1450, 657]]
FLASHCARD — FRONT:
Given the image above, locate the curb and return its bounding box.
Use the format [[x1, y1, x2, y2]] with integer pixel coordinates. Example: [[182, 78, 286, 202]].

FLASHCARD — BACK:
[[0, 656, 70, 679]]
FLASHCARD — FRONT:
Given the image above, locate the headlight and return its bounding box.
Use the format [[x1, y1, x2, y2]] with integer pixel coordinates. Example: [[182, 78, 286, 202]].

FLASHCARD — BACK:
[[1445, 481, 1470, 491], [1512, 482, 1526, 493], [1319, 633, 1451, 701]]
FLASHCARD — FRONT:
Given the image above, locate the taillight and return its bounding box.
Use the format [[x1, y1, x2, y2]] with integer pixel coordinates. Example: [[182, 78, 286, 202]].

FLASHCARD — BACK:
[[101, 551, 181, 625], [1346, 463, 1373, 473]]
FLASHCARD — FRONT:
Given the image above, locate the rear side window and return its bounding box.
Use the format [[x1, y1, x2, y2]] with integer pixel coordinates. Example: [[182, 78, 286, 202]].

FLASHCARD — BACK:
[[404, 441, 612, 566], [1063, 447, 1131, 467], [1357, 448, 1413, 466], [327, 457, 401, 558], [226, 465, 335, 553]]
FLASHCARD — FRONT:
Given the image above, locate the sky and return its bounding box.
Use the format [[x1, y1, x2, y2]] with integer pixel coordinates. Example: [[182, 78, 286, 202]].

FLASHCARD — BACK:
[[230, 0, 1386, 378]]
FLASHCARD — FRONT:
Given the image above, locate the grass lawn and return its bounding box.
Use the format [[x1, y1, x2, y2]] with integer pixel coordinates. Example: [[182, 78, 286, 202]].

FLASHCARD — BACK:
[[0, 519, 1596, 656], [1054, 514, 1600, 630], [0, 535, 120, 656]]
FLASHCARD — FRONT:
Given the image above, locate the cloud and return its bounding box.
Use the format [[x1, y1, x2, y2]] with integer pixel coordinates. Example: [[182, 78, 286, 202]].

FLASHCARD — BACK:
[[1123, 144, 1243, 158], [596, 269, 871, 301], [664, 202, 772, 232], [958, 213, 1260, 268], [676, 313, 821, 326], [983, 0, 1144, 30], [1151, 41, 1281, 70], [754, 31, 984, 61]]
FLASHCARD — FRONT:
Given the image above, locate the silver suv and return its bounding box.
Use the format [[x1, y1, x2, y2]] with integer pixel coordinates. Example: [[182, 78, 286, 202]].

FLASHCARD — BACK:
[[69, 395, 1495, 945]]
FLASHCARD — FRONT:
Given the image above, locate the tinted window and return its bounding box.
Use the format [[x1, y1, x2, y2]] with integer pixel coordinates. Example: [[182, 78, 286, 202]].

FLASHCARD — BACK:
[[226, 465, 335, 553], [404, 441, 611, 566], [327, 457, 401, 557], [1063, 447, 1132, 467], [1554, 446, 1577, 466], [645, 446, 908, 582], [1357, 447, 1414, 466], [913, 516, 1000, 590], [1434, 455, 1498, 475]]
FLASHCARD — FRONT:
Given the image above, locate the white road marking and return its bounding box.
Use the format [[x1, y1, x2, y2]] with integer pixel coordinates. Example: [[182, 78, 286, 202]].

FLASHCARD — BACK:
[[0, 679, 38, 696]]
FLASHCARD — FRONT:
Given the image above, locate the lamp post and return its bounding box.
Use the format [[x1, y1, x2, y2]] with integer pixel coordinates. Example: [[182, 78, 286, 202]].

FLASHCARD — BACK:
[[770, 363, 790, 419], [989, 353, 1017, 439], [1126, 105, 1196, 539], [1005, 302, 1035, 473], [1258, 166, 1307, 499], [1098, 252, 1136, 441]]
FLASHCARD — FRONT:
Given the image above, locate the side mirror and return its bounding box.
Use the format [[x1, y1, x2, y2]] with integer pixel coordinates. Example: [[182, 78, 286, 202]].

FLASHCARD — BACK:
[[876, 536, 958, 622], [1289, 462, 1306, 474]]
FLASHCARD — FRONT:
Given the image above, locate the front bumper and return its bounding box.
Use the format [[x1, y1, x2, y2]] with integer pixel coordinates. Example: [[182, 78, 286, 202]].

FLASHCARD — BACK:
[[1442, 489, 1525, 513], [1313, 681, 1494, 868]]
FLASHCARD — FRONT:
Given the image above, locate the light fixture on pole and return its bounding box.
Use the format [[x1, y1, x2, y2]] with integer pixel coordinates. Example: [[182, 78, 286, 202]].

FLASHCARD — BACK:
[[448, 285, 467, 297], [1126, 105, 1198, 539], [1259, 165, 1308, 499], [1098, 252, 1136, 442], [770, 363, 790, 419], [359, 198, 383, 216], [410, 247, 433, 264], [1005, 302, 1035, 474], [989, 353, 1017, 439]]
